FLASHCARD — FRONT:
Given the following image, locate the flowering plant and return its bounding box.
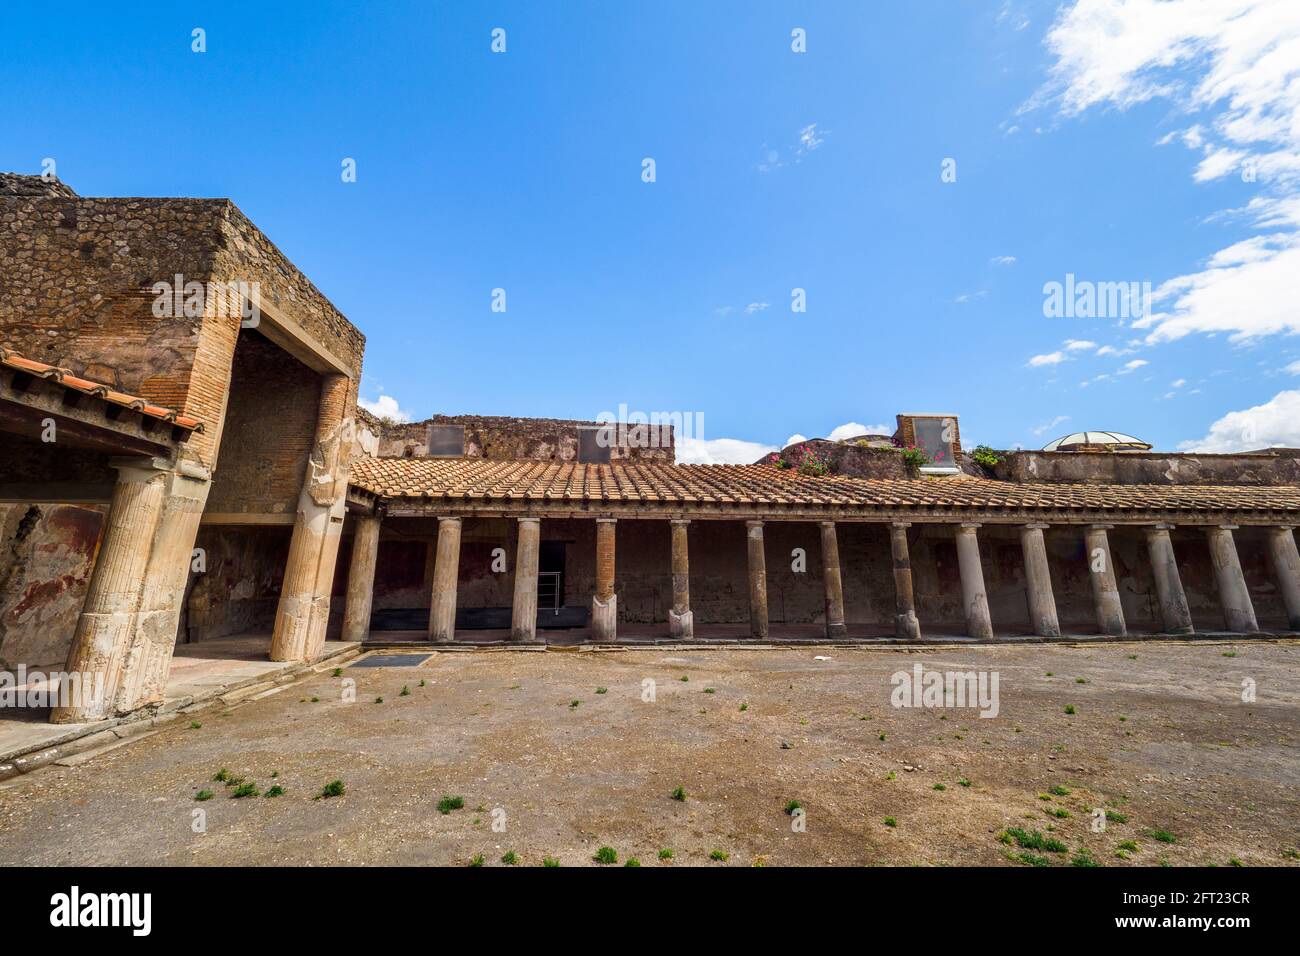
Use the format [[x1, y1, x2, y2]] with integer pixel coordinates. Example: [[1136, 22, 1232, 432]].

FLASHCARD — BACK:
[[769, 445, 830, 476]]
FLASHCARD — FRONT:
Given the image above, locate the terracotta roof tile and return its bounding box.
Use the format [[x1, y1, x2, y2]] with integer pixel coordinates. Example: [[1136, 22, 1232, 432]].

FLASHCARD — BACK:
[[1, 346, 204, 433], [349, 457, 1300, 516]]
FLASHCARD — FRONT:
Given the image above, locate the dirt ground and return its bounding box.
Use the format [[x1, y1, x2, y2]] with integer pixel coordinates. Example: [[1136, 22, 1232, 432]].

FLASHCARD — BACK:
[[1, 640, 1297, 867]]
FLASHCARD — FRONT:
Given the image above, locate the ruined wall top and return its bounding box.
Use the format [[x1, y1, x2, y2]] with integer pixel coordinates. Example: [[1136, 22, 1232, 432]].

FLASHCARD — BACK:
[[356, 408, 675, 463], [0, 173, 78, 199]]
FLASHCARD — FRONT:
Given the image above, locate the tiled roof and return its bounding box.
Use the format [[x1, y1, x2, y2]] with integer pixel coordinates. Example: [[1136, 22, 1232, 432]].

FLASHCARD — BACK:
[[349, 457, 1300, 516], [0, 346, 204, 433]]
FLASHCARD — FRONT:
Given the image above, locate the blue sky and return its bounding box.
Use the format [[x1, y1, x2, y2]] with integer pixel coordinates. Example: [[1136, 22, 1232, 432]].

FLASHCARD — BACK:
[[4, 0, 1299, 461]]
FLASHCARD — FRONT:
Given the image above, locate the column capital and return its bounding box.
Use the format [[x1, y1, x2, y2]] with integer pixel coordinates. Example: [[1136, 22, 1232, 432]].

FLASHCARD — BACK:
[[746, 519, 765, 530], [819, 519, 836, 529], [437, 516, 462, 526], [516, 516, 540, 526], [891, 521, 912, 530], [958, 522, 982, 531], [1207, 523, 1239, 532], [596, 517, 617, 525], [1148, 522, 1176, 533], [1088, 523, 1114, 531], [669, 518, 691, 527], [1272, 525, 1298, 533], [1022, 522, 1050, 531]]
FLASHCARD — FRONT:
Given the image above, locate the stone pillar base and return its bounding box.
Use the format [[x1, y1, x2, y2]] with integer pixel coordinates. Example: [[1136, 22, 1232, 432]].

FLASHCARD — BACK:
[[592, 594, 617, 642], [825, 621, 847, 638], [896, 611, 922, 641], [669, 608, 693, 639]]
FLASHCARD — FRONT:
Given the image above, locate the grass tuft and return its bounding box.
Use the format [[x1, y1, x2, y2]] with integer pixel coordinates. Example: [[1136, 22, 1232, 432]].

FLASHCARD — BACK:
[[438, 795, 465, 815]]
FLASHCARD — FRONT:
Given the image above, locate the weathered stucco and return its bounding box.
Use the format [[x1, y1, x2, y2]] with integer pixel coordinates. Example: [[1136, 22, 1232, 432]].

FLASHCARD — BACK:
[[0, 502, 106, 667]]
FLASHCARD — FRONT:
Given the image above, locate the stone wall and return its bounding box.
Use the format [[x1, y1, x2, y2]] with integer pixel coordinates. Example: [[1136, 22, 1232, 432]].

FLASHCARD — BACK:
[[184, 526, 291, 642], [357, 409, 674, 463], [766, 439, 911, 479], [205, 329, 323, 516], [0, 184, 365, 470], [993, 449, 1300, 486]]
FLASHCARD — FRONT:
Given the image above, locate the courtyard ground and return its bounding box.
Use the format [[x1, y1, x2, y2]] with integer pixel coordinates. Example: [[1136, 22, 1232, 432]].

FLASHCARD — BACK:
[[0, 640, 1296, 867]]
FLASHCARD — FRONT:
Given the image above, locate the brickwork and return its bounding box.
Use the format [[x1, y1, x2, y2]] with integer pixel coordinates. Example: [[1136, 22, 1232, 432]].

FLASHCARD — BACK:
[[206, 330, 322, 515]]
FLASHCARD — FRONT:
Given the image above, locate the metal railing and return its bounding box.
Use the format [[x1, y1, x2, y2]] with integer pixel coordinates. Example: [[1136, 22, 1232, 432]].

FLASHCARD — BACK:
[[537, 571, 563, 615]]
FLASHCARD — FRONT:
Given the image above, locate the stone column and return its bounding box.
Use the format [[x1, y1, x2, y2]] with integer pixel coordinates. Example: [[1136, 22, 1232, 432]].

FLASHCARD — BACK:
[[669, 519, 693, 638], [1083, 524, 1126, 636], [592, 518, 617, 641], [427, 517, 463, 643], [1144, 524, 1193, 635], [341, 514, 381, 643], [1019, 523, 1060, 637], [1205, 525, 1258, 633], [955, 523, 994, 640], [510, 517, 541, 642], [819, 521, 847, 638], [270, 373, 353, 662], [1266, 526, 1300, 630], [52, 459, 161, 723], [112, 460, 211, 717], [890, 522, 922, 640], [746, 520, 769, 639]]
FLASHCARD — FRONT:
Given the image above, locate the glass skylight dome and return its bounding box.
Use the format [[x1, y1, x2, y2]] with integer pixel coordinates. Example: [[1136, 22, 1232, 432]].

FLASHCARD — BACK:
[[1042, 431, 1152, 452]]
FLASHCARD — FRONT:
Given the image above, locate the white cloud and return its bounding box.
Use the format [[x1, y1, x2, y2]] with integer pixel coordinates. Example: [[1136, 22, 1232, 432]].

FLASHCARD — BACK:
[[758, 123, 830, 172], [1038, 0, 1300, 347], [955, 290, 989, 303], [744, 302, 770, 314], [1179, 389, 1300, 451], [827, 421, 891, 441], [1028, 351, 1067, 367], [990, 255, 1018, 266], [359, 394, 413, 422], [1064, 338, 1097, 351], [1031, 414, 1070, 436], [1286, 360, 1300, 375], [1170, 378, 1187, 387], [784, 433, 808, 447], [676, 436, 778, 464], [797, 123, 826, 154], [1117, 358, 1149, 374]]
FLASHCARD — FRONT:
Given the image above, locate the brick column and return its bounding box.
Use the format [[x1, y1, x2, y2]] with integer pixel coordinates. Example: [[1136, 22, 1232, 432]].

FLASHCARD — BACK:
[[819, 520, 846, 638], [1266, 526, 1300, 630], [428, 517, 463, 643], [746, 520, 769, 639], [52, 456, 211, 723], [511, 517, 541, 643], [890, 522, 922, 640], [1020, 522, 1060, 637], [955, 523, 994, 640], [341, 514, 381, 643], [270, 373, 352, 662], [1084, 524, 1126, 636], [592, 518, 617, 641], [669, 519, 693, 638], [1205, 525, 1258, 633], [1144, 524, 1193, 634]]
